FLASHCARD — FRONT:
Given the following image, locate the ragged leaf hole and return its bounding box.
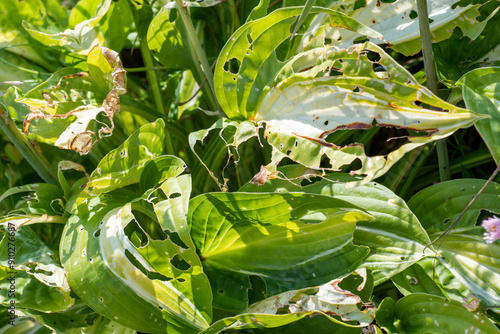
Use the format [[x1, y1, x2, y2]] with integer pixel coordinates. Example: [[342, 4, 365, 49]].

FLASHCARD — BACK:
[[170, 254, 192, 271], [224, 58, 241, 75]]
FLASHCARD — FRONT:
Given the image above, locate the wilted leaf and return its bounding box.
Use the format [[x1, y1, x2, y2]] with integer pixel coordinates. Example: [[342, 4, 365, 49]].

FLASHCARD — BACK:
[[19, 46, 127, 155]]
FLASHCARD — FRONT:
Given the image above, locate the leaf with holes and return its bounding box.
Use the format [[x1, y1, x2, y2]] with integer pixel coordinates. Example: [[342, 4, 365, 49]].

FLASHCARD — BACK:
[[214, 6, 383, 120], [241, 166, 434, 285], [188, 191, 372, 310], [251, 42, 485, 187], [201, 269, 375, 333], [82, 119, 165, 196], [60, 160, 212, 334], [0, 225, 73, 312], [18, 46, 126, 155], [408, 179, 500, 308], [299, 0, 487, 56]]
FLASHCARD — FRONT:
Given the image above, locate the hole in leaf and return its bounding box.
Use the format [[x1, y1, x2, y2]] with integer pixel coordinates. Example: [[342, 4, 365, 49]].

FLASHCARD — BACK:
[[125, 250, 173, 281], [223, 58, 241, 75], [177, 278, 186, 283], [324, 37, 333, 45], [409, 10, 418, 19], [324, 120, 329, 126], [169, 192, 181, 199], [170, 254, 191, 271], [218, 289, 224, 294], [93, 229, 101, 238], [167, 231, 189, 249], [364, 50, 381, 62], [354, 0, 367, 10]]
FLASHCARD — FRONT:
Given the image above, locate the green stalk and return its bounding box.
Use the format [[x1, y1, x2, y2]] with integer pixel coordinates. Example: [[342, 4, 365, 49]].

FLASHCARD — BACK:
[[0, 110, 58, 185], [174, 0, 220, 113], [417, 0, 450, 181], [139, 38, 175, 155]]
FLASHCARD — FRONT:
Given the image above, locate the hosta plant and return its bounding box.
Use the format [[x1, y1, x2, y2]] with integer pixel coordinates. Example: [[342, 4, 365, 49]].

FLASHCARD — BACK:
[[0, 0, 499, 333]]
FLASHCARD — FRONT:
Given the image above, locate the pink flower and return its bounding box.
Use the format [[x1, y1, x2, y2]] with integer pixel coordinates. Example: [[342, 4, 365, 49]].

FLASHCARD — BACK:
[[482, 216, 500, 244]]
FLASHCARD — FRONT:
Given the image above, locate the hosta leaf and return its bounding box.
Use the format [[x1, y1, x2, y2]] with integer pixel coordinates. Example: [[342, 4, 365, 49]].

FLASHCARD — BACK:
[[434, 6, 500, 84], [61, 164, 211, 333], [0, 0, 64, 71], [241, 167, 434, 285], [0, 270, 72, 313], [83, 119, 165, 196], [24, 0, 113, 53], [202, 270, 375, 333], [0, 224, 73, 312], [147, 9, 194, 70], [0, 183, 64, 216], [18, 47, 127, 155], [188, 191, 372, 310], [189, 119, 259, 192], [408, 179, 500, 233], [253, 42, 485, 186], [436, 229, 500, 308], [408, 179, 500, 307], [377, 293, 499, 333], [214, 6, 383, 119], [461, 67, 500, 164], [300, 0, 486, 56]]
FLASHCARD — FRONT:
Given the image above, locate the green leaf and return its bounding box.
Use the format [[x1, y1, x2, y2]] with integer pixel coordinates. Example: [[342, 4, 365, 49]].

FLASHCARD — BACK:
[[391, 262, 448, 298], [61, 161, 212, 333], [188, 191, 372, 310], [0, 183, 64, 216], [147, 9, 195, 70], [202, 269, 375, 333], [214, 7, 383, 119], [408, 179, 500, 307], [408, 179, 500, 233], [462, 67, 500, 164], [241, 167, 434, 285], [434, 5, 500, 84], [0, 225, 73, 312], [25, 0, 113, 53], [84, 119, 165, 196], [386, 293, 499, 333]]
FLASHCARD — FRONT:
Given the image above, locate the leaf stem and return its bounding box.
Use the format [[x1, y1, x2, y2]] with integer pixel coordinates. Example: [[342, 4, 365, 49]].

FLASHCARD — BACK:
[[0, 109, 58, 185], [174, 0, 221, 113], [417, 0, 450, 181], [139, 38, 175, 155]]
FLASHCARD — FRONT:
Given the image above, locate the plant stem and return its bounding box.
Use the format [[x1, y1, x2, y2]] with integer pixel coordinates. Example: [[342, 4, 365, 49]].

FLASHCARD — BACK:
[[0, 110, 58, 185], [139, 38, 175, 155], [417, 0, 450, 182], [174, 0, 220, 113]]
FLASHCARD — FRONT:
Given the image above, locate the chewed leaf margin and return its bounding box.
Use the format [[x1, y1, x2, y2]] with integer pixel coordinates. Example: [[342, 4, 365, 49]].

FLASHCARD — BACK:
[[19, 46, 126, 155]]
